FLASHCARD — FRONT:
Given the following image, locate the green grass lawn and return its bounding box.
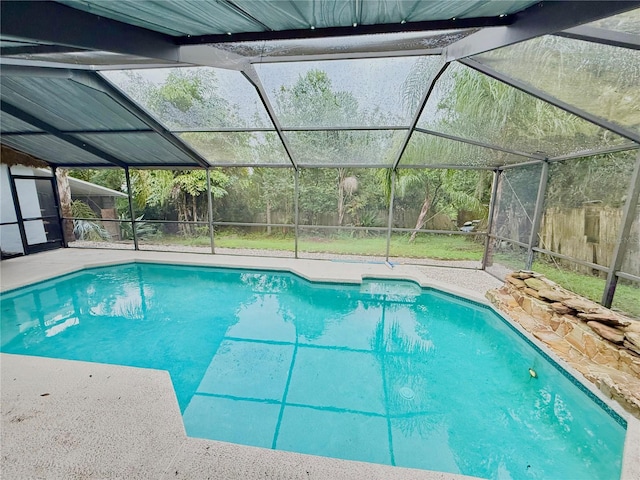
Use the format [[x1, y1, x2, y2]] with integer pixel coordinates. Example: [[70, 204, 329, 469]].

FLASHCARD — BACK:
[[532, 261, 639, 319], [150, 231, 484, 260], [493, 251, 639, 318]]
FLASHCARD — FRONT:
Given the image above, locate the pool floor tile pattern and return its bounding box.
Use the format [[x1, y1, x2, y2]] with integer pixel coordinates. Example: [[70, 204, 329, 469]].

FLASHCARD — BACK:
[[276, 406, 390, 464], [184, 287, 407, 465], [297, 304, 383, 350], [226, 295, 297, 343], [184, 333, 447, 466], [196, 340, 294, 401], [390, 417, 461, 473], [286, 347, 386, 414], [183, 396, 281, 448]]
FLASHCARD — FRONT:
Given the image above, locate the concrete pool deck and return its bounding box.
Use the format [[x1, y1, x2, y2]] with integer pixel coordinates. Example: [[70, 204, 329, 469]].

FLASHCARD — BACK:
[[1, 249, 638, 479]]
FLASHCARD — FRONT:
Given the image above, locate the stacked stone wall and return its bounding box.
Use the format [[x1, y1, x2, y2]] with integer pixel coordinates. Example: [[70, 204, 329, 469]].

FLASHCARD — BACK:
[[487, 271, 640, 418]]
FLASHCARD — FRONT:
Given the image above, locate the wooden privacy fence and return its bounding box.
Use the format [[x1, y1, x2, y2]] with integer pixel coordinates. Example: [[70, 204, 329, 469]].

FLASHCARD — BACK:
[[539, 206, 640, 277]]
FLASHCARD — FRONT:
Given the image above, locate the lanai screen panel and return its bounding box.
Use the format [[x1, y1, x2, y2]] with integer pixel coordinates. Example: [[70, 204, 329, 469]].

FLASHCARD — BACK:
[[621, 196, 640, 278], [103, 68, 274, 130], [540, 152, 638, 272], [254, 56, 441, 128], [472, 36, 640, 138], [416, 62, 630, 158], [585, 7, 640, 33], [285, 130, 405, 167], [485, 164, 543, 278], [178, 132, 291, 166], [102, 67, 289, 165], [494, 164, 542, 243], [398, 130, 529, 168]]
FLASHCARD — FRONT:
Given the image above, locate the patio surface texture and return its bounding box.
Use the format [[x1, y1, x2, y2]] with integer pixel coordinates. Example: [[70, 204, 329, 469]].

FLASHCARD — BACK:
[[1, 249, 638, 479]]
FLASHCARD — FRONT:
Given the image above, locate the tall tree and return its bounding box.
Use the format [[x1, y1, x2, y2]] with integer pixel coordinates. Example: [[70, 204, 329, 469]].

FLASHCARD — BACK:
[[274, 70, 391, 226]]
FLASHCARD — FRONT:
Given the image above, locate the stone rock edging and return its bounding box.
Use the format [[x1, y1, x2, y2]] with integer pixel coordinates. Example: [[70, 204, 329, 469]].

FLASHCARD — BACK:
[[487, 270, 640, 419]]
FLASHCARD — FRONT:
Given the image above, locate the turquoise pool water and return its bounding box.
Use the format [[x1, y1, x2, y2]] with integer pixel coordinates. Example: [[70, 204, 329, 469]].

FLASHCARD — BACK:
[[0, 263, 626, 479]]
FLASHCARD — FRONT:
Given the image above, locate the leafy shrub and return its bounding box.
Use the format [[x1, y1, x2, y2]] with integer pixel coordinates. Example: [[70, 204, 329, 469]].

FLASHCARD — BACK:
[[71, 200, 111, 241]]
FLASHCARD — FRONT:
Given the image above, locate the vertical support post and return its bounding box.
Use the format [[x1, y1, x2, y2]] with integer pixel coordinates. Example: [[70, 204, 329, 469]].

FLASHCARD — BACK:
[[124, 167, 138, 251], [602, 150, 640, 307], [50, 166, 67, 248], [206, 168, 215, 254], [526, 160, 549, 270], [482, 169, 501, 270], [294, 168, 299, 259], [385, 169, 396, 263]]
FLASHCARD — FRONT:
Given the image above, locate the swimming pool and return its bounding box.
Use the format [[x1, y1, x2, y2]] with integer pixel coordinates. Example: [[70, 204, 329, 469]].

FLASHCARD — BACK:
[[0, 262, 626, 479]]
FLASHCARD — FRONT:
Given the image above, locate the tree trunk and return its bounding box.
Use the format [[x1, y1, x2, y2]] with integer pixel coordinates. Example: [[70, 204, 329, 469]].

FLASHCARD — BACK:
[[192, 195, 198, 224], [266, 199, 272, 235], [409, 195, 431, 243], [178, 194, 190, 235], [337, 168, 346, 226], [55, 168, 75, 244], [190, 195, 198, 235]]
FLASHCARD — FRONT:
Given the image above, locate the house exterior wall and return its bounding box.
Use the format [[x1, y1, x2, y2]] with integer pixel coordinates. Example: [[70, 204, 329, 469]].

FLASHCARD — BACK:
[[0, 164, 24, 256]]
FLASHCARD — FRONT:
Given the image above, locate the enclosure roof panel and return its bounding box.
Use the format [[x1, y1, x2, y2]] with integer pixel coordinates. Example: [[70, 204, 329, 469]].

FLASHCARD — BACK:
[[471, 35, 640, 139], [73, 133, 201, 167], [0, 113, 43, 133], [56, 0, 538, 37], [56, 0, 263, 36], [0, 134, 114, 166], [0, 75, 150, 132]]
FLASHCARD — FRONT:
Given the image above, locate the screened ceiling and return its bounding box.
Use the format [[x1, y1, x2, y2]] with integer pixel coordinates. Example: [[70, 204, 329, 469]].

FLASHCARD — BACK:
[[0, 1, 639, 170]]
